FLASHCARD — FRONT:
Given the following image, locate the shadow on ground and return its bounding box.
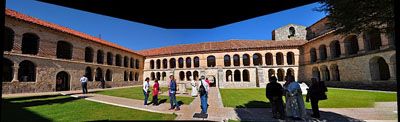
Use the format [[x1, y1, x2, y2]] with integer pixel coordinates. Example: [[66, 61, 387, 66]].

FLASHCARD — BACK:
[[1, 95, 80, 122]]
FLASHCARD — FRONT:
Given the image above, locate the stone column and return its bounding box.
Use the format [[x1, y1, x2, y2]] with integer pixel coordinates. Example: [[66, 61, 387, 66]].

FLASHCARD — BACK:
[[380, 33, 392, 49], [283, 54, 288, 66], [12, 65, 19, 82], [357, 33, 366, 54], [249, 55, 253, 66], [261, 54, 266, 66], [294, 54, 300, 65], [272, 53, 276, 66], [326, 47, 331, 60]]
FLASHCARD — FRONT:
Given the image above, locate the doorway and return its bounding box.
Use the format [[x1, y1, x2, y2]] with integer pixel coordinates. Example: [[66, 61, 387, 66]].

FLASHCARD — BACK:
[[207, 75, 217, 87], [56, 71, 70, 91]]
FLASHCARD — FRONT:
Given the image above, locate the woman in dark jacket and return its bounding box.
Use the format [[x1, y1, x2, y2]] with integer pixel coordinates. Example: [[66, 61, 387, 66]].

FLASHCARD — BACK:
[[266, 76, 285, 119], [306, 77, 328, 118]]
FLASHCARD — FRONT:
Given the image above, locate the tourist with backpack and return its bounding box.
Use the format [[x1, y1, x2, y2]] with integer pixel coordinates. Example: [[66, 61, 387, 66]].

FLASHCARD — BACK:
[[198, 76, 209, 114], [168, 75, 180, 111]]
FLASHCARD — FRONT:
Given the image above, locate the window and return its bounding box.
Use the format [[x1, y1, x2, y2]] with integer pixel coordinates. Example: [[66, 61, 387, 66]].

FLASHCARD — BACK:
[[330, 64, 340, 81], [320, 65, 330, 81], [224, 55, 231, 66], [226, 70, 232, 82], [85, 67, 93, 81], [312, 67, 321, 81], [135, 72, 139, 81], [135, 59, 140, 69], [150, 60, 155, 69], [268, 69, 275, 80], [277, 69, 285, 81], [179, 71, 185, 81], [364, 29, 382, 51], [233, 54, 240, 66], [265, 53, 273, 65], [151, 72, 155, 80], [207, 55, 216, 67], [330, 40, 341, 58], [56, 41, 73, 59], [310, 48, 317, 63], [129, 71, 133, 81], [4, 27, 14, 51], [105, 69, 112, 81], [186, 71, 192, 81], [170, 58, 176, 68], [344, 35, 359, 55], [156, 72, 161, 80], [163, 59, 168, 69], [107, 52, 113, 65], [288, 27, 295, 38], [22, 33, 40, 55], [276, 52, 284, 65], [234, 70, 241, 82], [242, 70, 250, 82], [156, 59, 161, 69], [194, 57, 200, 67], [115, 54, 122, 66], [287, 52, 295, 65], [369, 57, 390, 80], [243, 54, 250, 66], [97, 50, 104, 64], [95, 68, 103, 81], [193, 71, 199, 80], [186, 57, 191, 68], [319, 45, 327, 60], [85, 47, 94, 62], [124, 56, 129, 67], [124, 71, 128, 81], [178, 57, 184, 68], [162, 72, 166, 81], [253, 53, 262, 66], [18, 60, 36, 82], [130, 58, 134, 68]]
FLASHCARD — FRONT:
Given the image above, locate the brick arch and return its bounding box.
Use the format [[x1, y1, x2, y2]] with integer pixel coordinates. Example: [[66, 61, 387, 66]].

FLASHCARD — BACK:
[[18, 60, 36, 82], [85, 47, 94, 62], [56, 41, 73, 60], [22, 33, 40, 55]]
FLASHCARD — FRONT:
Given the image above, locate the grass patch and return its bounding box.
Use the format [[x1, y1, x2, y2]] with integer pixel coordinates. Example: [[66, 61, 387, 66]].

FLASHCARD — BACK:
[[1, 94, 176, 122], [220, 88, 396, 108], [96, 87, 195, 105]]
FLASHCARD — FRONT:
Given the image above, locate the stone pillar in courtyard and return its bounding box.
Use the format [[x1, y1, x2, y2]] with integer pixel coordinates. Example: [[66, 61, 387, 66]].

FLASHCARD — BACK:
[[256, 67, 266, 87], [218, 68, 224, 88], [12, 64, 19, 82]]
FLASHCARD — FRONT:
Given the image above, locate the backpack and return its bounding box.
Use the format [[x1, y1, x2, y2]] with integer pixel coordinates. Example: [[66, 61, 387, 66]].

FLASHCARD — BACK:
[[198, 81, 206, 96]]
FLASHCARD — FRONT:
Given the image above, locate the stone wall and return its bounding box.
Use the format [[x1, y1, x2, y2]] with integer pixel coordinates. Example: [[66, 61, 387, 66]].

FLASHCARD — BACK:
[[272, 24, 307, 41]]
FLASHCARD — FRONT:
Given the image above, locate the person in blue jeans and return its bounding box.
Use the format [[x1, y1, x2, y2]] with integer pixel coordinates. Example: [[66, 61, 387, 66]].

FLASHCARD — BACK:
[[143, 77, 150, 106], [168, 75, 180, 111], [198, 76, 209, 114]]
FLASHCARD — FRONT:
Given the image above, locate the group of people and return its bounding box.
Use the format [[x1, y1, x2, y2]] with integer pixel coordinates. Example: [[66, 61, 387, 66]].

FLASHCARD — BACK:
[[266, 75, 327, 120], [142, 75, 210, 114]]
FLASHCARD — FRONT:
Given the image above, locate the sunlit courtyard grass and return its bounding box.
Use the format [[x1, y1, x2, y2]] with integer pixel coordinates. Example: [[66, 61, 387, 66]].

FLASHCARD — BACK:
[[1, 95, 176, 122], [220, 88, 397, 108]]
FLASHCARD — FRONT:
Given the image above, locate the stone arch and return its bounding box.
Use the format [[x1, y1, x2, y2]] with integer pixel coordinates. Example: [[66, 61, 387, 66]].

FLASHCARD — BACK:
[[194, 57, 200, 67], [233, 54, 240, 66], [150, 60, 155, 69], [268, 69, 275, 80], [124, 71, 128, 81], [286, 68, 295, 78], [310, 48, 317, 63], [234, 70, 241, 82], [390, 54, 396, 80], [224, 55, 231, 67], [277, 69, 285, 81], [162, 72, 167, 81], [135, 59, 140, 69], [242, 69, 250, 82], [330, 64, 340, 81], [22, 33, 40, 55], [107, 52, 113, 65], [186, 57, 192, 68], [105, 69, 112, 81], [207, 55, 216, 67], [129, 71, 133, 81], [95, 68, 103, 81], [287, 52, 295, 65], [179, 71, 185, 81], [369, 56, 390, 80], [151, 72, 155, 80], [2, 58, 14, 82], [320, 65, 330, 81], [115, 54, 122, 66], [170, 58, 176, 68], [186, 71, 192, 81], [130, 58, 135, 68], [330, 40, 341, 58], [156, 59, 161, 69], [319, 45, 327, 60], [56, 41, 73, 60], [163, 59, 168, 69], [178, 57, 184, 68], [265, 53, 273, 65], [226, 70, 232, 82], [344, 35, 359, 55], [97, 50, 104, 64], [18, 60, 36, 82], [193, 71, 199, 80], [156, 72, 161, 80], [135, 72, 139, 81], [253, 53, 262, 66], [243, 54, 250, 66], [364, 28, 382, 51], [276, 52, 284, 65], [289, 26, 296, 37], [124, 56, 129, 67], [4, 27, 15, 51], [56, 71, 70, 91], [85, 47, 94, 62], [85, 67, 93, 81], [312, 67, 321, 81]]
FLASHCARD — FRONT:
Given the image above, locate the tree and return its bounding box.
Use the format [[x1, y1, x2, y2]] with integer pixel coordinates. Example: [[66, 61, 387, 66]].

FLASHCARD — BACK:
[[316, 0, 394, 35]]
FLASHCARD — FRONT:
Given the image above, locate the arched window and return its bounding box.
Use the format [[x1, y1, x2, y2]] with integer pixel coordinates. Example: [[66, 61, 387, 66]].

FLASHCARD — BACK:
[[194, 57, 200, 67], [2, 58, 13, 82], [364, 29, 382, 51], [234, 70, 241, 82], [276, 52, 284, 65], [163, 59, 168, 69], [277, 69, 285, 81], [130, 58, 134, 68], [97, 50, 104, 64], [319, 45, 327, 60], [135, 72, 139, 81], [150, 60, 155, 69], [178, 57, 184, 68], [124, 56, 129, 67], [186, 71, 192, 81], [310, 48, 317, 63], [4, 27, 14, 51], [344, 35, 359, 55], [135, 59, 140, 69], [22, 33, 39, 55], [330, 40, 341, 58], [193, 71, 199, 80], [107, 52, 113, 65], [170, 58, 176, 68], [56, 41, 73, 59], [95, 68, 103, 81], [243, 54, 250, 66], [179, 71, 185, 81], [233, 54, 240, 66], [369, 57, 390, 80], [85, 47, 94, 62], [156, 59, 161, 69], [286, 68, 295, 79], [242, 70, 250, 82], [186, 57, 191, 68], [85, 67, 93, 81], [253, 53, 262, 66], [151, 72, 155, 80], [330, 64, 340, 81], [129, 71, 133, 81], [288, 27, 295, 38], [226, 70, 232, 82], [18, 60, 36, 82], [115, 54, 122, 66], [156, 72, 161, 80], [268, 69, 275, 80], [207, 55, 216, 67], [224, 55, 231, 67], [124, 71, 128, 81], [105, 69, 112, 81], [312, 67, 321, 81], [162, 72, 166, 81], [320, 65, 330, 81], [287, 52, 295, 65], [265, 53, 273, 65]]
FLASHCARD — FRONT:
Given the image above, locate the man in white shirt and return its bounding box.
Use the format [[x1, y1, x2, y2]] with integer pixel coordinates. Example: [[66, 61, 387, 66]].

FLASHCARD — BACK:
[[143, 77, 150, 106], [80, 75, 88, 94]]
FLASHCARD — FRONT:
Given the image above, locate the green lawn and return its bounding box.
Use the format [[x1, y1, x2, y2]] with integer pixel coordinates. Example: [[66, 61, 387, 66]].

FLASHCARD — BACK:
[[1, 95, 176, 122], [220, 88, 397, 108], [95, 87, 195, 105]]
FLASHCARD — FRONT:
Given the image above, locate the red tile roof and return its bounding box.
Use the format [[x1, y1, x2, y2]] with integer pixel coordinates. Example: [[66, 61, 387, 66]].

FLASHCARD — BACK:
[[5, 8, 142, 56], [137, 40, 307, 57]]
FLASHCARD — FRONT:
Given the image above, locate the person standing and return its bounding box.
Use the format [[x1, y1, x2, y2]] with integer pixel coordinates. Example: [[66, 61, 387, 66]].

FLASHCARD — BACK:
[[143, 77, 150, 106], [80, 75, 88, 94], [284, 75, 307, 120], [191, 76, 198, 97], [198, 76, 209, 114], [100, 78, 106, 89], [306, 77, 328, 118], [168, 75, 180, 111], [265, 76, 285, 119], [152, 79, 160, 106]]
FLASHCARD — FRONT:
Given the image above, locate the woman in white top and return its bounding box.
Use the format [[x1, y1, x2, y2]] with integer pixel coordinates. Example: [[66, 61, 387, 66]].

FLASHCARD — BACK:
[[190, 76, 198, 97]]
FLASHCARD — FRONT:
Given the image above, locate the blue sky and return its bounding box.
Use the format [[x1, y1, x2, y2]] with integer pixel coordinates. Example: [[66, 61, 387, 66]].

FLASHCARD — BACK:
[[6, 0, 326, 51]]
